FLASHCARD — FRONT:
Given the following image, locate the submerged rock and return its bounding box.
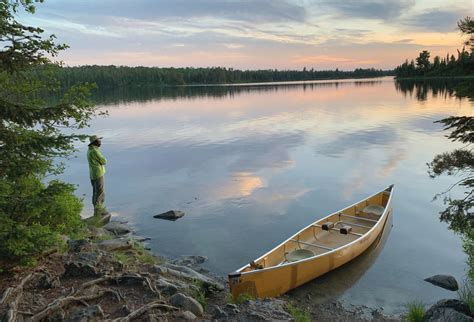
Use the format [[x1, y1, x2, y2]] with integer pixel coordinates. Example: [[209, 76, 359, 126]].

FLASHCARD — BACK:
[[424, 275, 459, 291], [423, 299, 472, 321], [171, 255, 208, 267], [153, 210, 184, 221]]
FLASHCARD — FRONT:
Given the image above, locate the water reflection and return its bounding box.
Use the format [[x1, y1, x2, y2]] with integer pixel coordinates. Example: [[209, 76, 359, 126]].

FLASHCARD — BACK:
[[287, 211, 393, 304], [60, 77, 472, 314], [395, 79, 465, 101], [91, 78, 387, 106]]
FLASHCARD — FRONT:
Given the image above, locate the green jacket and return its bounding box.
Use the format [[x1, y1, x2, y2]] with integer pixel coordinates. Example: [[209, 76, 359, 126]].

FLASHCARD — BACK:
[[87, 146, 107, 180]]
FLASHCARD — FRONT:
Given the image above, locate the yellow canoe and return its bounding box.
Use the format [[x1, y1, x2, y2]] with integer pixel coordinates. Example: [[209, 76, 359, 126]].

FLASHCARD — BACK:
[[228, 185, 394, 299]]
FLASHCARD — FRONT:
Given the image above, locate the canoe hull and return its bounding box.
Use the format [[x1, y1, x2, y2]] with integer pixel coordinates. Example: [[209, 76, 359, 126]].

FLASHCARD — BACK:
[[229, 187, 393, 299]]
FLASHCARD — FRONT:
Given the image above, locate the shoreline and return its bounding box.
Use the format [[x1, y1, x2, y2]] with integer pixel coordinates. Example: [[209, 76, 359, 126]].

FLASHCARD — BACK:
[[0, 218, 404, 321]]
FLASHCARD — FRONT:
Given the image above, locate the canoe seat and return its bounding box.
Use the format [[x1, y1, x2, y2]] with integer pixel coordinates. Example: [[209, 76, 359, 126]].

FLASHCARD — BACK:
[[322, 221, 334, 231], [340, 225, 352, 235], [286, 249, 314, 262], [362, 205, 384, 216]]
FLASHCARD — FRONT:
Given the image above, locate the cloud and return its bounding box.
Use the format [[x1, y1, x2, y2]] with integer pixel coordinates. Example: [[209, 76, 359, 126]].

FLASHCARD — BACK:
[[322, 0, 415, 20], [43, 0, 307, 23], [401, 9, 465, 32], [316, 127, 398, 157]]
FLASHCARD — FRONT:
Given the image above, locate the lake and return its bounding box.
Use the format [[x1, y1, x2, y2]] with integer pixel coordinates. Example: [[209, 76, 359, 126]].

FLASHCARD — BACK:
[[62, 77, 473, 313]]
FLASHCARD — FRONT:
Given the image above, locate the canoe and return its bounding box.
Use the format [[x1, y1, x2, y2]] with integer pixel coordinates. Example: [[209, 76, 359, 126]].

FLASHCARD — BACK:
[[228, 185, 394, 299]]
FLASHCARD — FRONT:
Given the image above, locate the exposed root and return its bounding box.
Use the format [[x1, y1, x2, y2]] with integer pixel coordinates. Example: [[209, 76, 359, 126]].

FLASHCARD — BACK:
[[1, 272, 35, 322], [31, 288, 118, 322], [111, 301, 179, 322]]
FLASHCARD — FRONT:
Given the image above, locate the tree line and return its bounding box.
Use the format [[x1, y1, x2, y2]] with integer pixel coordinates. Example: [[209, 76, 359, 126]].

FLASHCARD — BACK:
[[44, 65, 393, 88], [395, 17, 474, 78]]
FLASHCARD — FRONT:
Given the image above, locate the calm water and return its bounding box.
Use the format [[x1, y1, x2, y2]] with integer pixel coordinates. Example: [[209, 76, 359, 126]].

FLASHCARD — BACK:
[[62, 77, 473, 313]]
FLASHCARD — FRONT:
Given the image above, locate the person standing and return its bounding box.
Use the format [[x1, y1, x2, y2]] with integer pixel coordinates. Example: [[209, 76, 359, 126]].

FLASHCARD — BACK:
[[87, 135, 108, 216]]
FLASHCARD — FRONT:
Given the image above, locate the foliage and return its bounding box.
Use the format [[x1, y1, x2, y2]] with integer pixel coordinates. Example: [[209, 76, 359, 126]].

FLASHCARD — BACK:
[[427, 116, 474, 234], [404, 301, 425, 322], [49, 65, 393, 88], [395, 17, 474, 78], [286, 303, 311, 322], [458, 17, 474, 51], [0, 1, 97, 267], [458, 279, 474, 314]]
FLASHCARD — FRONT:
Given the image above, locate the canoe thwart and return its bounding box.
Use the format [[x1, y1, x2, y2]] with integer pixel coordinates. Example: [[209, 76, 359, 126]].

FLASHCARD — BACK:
[[339, 213, 378, 223], [290, 239, 334, 251], [313, 224, 363, 237]]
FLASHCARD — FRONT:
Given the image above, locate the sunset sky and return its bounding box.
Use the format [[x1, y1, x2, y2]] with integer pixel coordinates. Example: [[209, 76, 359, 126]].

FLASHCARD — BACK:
[[21, 0, 472, 70]]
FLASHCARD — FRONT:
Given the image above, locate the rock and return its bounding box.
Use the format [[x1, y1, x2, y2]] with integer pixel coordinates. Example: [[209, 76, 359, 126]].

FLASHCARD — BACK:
[[424, 275, 459, 291], [83, 213, 111, 226], [68, 239, 92, 253], [212, 305, 228, 318], [155, 263, 224, 291], [70, 305, 104, 322], [63, 252, 101, 278], [88, 227, 110, 239], [172, 255, 208, 267], [176, 311, 197, 320], [103, 222, 132, 236], [169, 293, 203, 317], [153, 210, 185, 221], [131, 235, 151, 242], [37, 271, 60, 289], [423, 299, 473, 321], [97, 238, 132, 251]]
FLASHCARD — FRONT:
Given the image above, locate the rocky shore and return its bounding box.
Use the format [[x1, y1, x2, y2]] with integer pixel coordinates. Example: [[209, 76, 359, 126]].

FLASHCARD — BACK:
[[0, 218, 470, 321]]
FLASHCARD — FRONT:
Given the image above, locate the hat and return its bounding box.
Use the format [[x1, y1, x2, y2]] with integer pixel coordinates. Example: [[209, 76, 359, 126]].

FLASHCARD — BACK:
[[88, 135, 103, 145]]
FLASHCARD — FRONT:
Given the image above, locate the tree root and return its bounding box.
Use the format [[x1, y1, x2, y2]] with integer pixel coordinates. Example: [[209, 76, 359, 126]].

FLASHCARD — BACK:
[[78, 273, 160, 297], [1, 272, 35, 322], [30, 288, 118, 322], [111, 301, 178, 322]]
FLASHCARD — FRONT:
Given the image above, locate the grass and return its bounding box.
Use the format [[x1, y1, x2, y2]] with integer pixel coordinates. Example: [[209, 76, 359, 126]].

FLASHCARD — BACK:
[[458, 280, 474, 314], [191, 280, 207, 309], [286, 303, 311, 322], [405, 300, 425, 322]]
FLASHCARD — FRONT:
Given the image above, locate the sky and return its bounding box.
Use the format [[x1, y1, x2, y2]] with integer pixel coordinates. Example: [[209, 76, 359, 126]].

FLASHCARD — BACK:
[[19, 0, 473, 70]]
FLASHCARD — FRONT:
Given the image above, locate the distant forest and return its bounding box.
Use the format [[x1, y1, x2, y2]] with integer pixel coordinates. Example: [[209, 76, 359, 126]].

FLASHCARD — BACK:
[[46, 66, 393, 88], [394, 49, 474, 78]]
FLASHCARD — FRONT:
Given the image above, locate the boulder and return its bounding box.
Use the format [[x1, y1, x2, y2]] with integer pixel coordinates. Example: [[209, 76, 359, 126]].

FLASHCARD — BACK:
[[63, 252, 101, 278], [424, 275, 459, 291], [97, 238, 132, 251], [153, 210, 184, 221], [169, 293, 203, 317], [171, 255, 208, 267], [88, 227, 111, 239], [155, 263, 224, 291], [70, 305, 104, 322], [103, 222, 132, 236], [423, 299, 473, 321]]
